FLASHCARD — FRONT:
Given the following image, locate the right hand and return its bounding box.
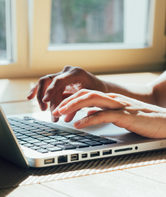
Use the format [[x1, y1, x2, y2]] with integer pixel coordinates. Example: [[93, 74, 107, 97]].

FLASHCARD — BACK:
[[53, 89, 166, 138], [27, 66, 107, 121]]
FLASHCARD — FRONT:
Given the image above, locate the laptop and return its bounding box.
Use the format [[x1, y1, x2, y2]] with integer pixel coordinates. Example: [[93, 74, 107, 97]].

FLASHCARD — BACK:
[[0, 105, 166, 169]]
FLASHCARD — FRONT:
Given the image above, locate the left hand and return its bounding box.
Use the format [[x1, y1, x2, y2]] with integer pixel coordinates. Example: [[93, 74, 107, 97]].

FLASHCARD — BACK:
[[27, 66, 107, 122], [52, 89, 166, 138]]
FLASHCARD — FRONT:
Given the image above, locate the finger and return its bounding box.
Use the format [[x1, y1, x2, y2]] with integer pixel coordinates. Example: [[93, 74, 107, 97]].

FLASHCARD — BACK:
[[57, 91, 124, 116], [50, 88, 65, 121], [27, 83, 38, 100], [73, 109, 160, 138], [36, 76, 54, 110], [62, 92, 73, 101], [64, 111, 77, 122], [52, 89, 90, 116], [73, 110, 117, 128], [87, 110, 100, 116], [73, 109, 129, 129], [42, 67, 87, 102]]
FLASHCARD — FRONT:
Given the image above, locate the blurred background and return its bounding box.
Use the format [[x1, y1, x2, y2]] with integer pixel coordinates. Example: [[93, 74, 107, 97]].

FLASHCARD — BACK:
[[0, 0, 165, 78]]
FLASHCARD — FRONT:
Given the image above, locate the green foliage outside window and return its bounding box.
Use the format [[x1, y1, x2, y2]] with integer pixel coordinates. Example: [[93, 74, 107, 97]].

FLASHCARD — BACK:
[[50, 0, 123, 44]]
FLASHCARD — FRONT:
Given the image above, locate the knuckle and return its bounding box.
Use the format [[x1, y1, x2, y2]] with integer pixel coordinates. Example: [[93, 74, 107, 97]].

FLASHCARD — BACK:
[[79, 88, 88, 93], [76, 89, 91, 97], [53, 77, 62, 87], [45, 88, 52, 95], [38, 76, 47, 85], [63, 65, 72, 72], [70, 67, 85, 76], [85, 115, 93, 123], [86, 113, 99, 124], [88, 91, 100, 99]]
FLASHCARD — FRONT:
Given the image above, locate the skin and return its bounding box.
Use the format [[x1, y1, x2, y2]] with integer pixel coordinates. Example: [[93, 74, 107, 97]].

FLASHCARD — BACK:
[[27, 65, 166, 138], [52, 89, 166, 138]]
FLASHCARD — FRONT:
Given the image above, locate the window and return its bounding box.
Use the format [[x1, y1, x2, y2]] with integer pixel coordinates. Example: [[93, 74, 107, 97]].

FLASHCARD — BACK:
[[0, 0, 6, 60], [29, 0, 165, 74], [50, 0, 124, 46], [0, 0, 28, 78], [49, 0, 148, 49], [0, 0, 165, 78]]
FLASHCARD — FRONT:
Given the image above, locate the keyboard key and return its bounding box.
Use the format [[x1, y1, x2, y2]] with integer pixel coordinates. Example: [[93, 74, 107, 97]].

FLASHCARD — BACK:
[[19, 141, 27, 145], [31, 135, 44, 138], [36, 131, 49, 134], [61, 139, 71, 143], [41, 144, 54, 149], [34, 142, 47, 146], [31, 129, 42, 132], [23, 116, 34, 121], [57, 130, 67, 135], [12, 128, 26, 132], [47, 147, 62, 152], [69, 142, 89, 148], [23, 132, 36, 136], [65, 134, 77, 138], [91, 136, 101, 140], [78, 139, 92, 143], [50, 136, 67, 140], [31, 146, 40, 150], [44, 139, 58, 143], [17, 135, 29, 140], [71, 136, 84, 140], [21, 137, 34, 142], [15, 133, 24, 138], [100, 140, 117, 144], [50, 141, 64, 145], [67, 130, 84, 134], [37, 149, 48, 153], [23, 143, 34, 148], [78, 133, 93, 138], [38, 137, 51, 141], [35, 126, 49, 130], [22, 126, 34, 130], [42, 133, 55, 136], [85, 141, 102, 146], [58, 132, 70, 136], [28, 139, 41, 143], [49, 129, 59, 133], [84, 135, 94, 139], [57, 144, 76, 150]]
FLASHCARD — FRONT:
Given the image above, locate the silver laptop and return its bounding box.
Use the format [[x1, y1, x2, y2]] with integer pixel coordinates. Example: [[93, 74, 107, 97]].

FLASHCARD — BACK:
[[0, 105, 166, 169]]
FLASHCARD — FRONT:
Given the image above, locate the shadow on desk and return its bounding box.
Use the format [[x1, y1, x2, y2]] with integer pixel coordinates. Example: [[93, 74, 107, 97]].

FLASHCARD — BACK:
[[1, 149, 166, 193]]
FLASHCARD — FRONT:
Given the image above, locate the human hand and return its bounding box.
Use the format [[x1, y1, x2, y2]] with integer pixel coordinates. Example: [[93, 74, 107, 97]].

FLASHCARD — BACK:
[[53, 89, 166, 138], [27, 66, 106, 121]]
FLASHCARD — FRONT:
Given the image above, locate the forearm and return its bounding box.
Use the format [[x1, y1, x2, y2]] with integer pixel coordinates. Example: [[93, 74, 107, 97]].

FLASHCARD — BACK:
[[102, 80, 156, 105]]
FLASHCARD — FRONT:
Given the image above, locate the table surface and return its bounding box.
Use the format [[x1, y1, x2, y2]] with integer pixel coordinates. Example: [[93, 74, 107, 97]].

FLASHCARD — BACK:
[[1, 72, 166, 197]]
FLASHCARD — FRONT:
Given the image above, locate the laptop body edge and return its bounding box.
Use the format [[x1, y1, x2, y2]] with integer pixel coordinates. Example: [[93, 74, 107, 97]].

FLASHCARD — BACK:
[[1, 107, 166, 168], [0, 106, 29, 169]]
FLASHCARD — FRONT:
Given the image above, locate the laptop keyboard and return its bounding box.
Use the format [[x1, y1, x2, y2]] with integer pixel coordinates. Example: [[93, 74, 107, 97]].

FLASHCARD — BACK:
[[8, 117, 117, 153]]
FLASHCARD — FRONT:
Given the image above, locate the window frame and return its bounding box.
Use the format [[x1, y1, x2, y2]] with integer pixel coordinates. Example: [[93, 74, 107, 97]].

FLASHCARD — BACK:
[[0, 0, 29, 78]]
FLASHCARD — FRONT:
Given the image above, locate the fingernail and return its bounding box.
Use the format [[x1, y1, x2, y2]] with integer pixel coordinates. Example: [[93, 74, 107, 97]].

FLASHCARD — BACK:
[[51, 115, 59, 122], [59, 106, 68, 114], [42, 95, 49, 102], [40, 103, 47, 111], [27, 91, 32, 98], [52, 109, 60, 117], [74, 120, 81, 128]]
